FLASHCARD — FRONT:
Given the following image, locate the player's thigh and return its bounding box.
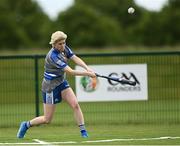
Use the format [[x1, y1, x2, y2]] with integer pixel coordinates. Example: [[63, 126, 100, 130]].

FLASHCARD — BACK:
[[62, 88, 78, 107], [43, 103, 56, 119]]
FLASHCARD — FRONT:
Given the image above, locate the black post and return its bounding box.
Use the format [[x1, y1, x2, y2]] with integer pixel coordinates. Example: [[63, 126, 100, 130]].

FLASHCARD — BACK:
[[34, 55, 39, 117]]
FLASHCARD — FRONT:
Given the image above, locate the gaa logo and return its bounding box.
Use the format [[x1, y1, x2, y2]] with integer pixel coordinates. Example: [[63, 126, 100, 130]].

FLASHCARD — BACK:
[[80, 76, 99, 92]]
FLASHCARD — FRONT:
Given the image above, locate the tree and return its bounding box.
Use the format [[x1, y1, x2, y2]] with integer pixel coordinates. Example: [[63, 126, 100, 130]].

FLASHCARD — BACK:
[[55, 0, 146, 47], [56, 3, 123, 47], [0, 0, 52, 49], [160, 0, 180, 45], [134, 0, 180, 46], [75, 0, 141, 27]]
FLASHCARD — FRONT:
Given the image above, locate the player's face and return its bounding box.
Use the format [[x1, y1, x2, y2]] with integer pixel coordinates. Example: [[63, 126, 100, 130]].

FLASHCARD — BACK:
[[54, 40, 66, 52]]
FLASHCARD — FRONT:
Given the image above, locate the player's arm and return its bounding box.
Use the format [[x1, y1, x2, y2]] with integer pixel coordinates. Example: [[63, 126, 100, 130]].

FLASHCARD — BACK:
[[70, 55, 94, 72], [64, 65, 95, 78]]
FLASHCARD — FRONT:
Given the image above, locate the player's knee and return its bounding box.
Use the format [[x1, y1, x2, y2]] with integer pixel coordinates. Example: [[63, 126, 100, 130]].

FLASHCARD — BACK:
[[43, 117, 52, 124], [71, 102, 80, 110]]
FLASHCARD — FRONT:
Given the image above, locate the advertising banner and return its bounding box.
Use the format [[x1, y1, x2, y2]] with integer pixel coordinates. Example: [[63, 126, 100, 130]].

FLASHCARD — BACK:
[[75, 64, 148, 102]]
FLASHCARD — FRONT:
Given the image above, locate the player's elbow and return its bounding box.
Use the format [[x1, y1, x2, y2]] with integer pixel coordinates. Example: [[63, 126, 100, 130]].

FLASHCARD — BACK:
[[64, 67, 75, 76]]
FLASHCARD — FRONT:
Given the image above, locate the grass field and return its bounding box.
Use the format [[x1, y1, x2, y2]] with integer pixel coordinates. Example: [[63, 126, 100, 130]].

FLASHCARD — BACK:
[[0, 101, 180, 145], [0, 124, 180, 145]]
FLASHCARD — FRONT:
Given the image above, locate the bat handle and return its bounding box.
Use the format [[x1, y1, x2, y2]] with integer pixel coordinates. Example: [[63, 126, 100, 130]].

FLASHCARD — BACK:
[[95, 73, 101, 77]]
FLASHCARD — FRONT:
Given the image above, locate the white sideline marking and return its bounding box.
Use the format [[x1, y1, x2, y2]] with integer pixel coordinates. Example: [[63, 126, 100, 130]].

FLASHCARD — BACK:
[[34, 139, 77, 144], [33, 139, 52, 145], [83, 136, 180, 143], [0, 143, 40, 145], [51, 141, 77, 144], [33, 139, 77, 145], [0, 136, 179, 145]]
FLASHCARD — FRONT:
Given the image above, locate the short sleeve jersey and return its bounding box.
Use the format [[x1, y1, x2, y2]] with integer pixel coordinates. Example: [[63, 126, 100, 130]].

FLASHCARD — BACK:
[[42, 45, 74, 92]]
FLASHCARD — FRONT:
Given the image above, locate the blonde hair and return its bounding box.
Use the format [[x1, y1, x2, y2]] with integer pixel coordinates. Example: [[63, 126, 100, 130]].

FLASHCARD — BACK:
[[49, 31, 67, 45]]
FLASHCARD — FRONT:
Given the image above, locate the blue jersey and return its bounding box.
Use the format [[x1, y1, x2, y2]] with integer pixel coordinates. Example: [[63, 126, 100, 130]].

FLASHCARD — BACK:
[[42, 45, 74, 92]]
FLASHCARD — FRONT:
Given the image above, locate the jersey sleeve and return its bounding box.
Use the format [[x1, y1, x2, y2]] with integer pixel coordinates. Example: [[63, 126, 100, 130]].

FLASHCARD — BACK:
[[65, 45, 75, 59]]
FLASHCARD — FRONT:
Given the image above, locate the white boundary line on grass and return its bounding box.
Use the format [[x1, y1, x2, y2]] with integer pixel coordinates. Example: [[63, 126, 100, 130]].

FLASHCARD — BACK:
[[0, 136, 180, 145], [33, 139, 77, 144], [33, 139, 52, 145], [82, 136, 180, 143]]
